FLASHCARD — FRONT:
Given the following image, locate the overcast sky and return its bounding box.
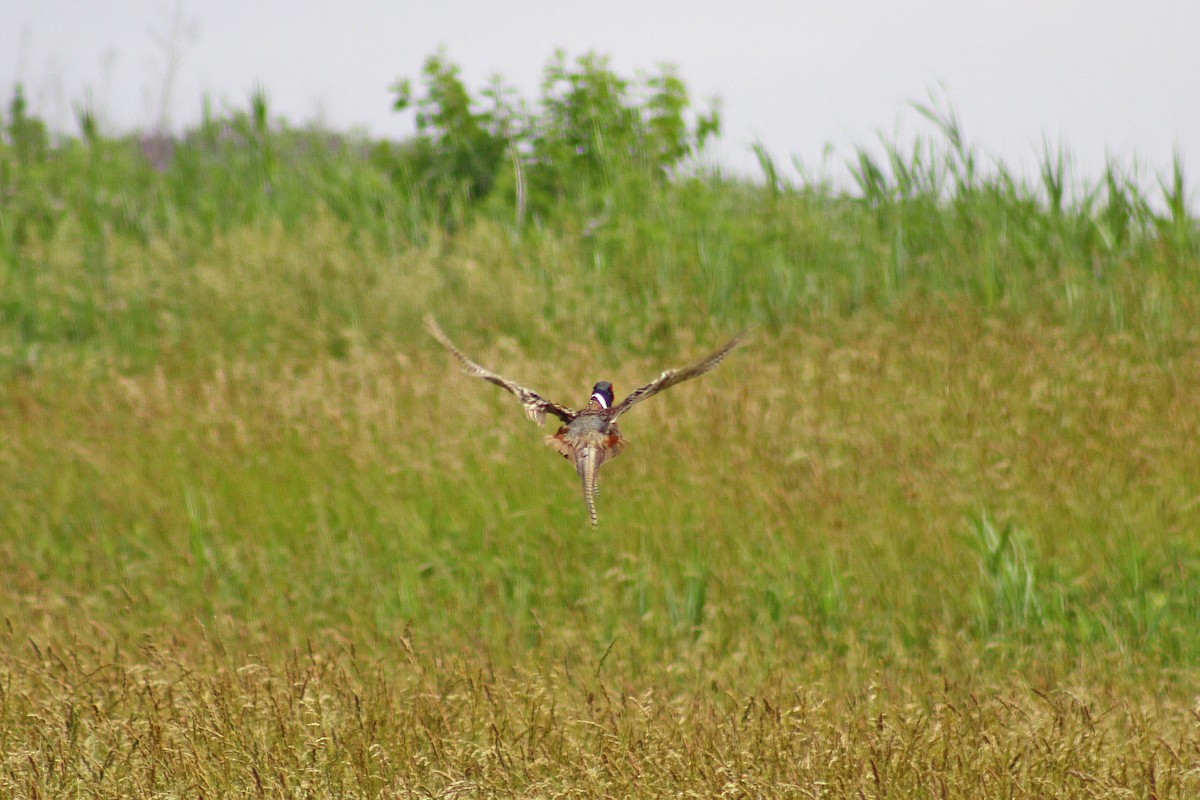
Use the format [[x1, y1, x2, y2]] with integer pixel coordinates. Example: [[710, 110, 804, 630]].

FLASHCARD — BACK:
[[3, 1, 1198, 194]]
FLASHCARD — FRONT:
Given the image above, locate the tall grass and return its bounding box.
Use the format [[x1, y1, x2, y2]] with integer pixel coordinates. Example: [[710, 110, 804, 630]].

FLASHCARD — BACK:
[[2, 630, 1197, 798], [5, 267, 1198, 669], [2, 77, 1197, 373], [2, 58, 1200, 796]]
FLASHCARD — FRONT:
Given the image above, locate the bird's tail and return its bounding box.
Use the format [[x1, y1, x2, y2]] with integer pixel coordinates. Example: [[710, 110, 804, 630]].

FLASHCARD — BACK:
[[577, 446, 601, 526]]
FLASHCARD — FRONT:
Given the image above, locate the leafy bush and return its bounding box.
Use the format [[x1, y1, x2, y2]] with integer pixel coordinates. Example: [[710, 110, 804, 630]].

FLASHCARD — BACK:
[[390, 50, 721, 223]]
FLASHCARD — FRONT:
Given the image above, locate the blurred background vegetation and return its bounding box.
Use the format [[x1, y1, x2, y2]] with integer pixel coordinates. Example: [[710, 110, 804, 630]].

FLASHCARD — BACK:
[[3, 48, 1199, 663], [3, 48, 1199, 797], [2, 50, 1196, 373]]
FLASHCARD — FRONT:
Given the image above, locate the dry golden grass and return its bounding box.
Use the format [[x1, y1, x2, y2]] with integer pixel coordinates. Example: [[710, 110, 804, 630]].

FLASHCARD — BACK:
[[2, 630, 1198, 798]]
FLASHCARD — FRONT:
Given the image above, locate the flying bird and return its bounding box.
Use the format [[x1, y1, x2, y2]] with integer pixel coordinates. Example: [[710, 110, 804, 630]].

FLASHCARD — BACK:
[[426, 315, 744, 525]]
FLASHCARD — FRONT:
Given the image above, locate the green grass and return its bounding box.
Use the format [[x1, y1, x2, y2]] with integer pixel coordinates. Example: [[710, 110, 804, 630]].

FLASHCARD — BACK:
[[2, 72, 1200, 796]]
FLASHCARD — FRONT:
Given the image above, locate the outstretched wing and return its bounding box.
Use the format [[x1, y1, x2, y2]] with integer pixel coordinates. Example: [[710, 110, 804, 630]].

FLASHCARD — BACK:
[[611, 332, 745, 419], [425, 315, 577, 425]]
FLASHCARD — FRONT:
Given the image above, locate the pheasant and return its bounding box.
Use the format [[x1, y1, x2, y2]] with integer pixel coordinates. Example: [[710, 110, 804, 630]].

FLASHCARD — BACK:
[[426, 316, 743, 525]]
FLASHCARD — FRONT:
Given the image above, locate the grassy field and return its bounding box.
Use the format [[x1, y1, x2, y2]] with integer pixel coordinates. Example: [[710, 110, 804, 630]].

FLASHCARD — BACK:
[[2, 64, 1200, 796]]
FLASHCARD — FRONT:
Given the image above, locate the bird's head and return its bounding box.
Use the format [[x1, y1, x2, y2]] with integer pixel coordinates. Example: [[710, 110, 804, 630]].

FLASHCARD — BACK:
[[590, 381, 614, 409]]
